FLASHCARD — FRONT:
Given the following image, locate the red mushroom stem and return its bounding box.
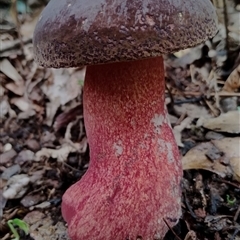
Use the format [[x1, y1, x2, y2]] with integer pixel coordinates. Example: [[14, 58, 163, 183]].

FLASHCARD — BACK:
[[62, 56, 182, 239]]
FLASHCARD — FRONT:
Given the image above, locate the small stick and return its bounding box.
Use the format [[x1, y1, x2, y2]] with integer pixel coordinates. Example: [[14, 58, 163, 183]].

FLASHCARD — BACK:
[[214, 178, 240, 189], [183, 91, 240, 97], [234, 205, 240, 222], [183, 192, 197, 219], [163, 218, 182, 240]]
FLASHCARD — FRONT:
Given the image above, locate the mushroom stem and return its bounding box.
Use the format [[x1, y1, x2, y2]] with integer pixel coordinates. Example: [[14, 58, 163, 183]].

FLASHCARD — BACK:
[[62, 56, 182, 239]]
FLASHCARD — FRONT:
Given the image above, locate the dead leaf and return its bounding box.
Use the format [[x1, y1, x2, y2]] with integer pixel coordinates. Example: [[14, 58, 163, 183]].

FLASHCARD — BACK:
[[23, 212, 69, 240], [41, 68, 82, 106], [21, 194, 43, 207], [31, 201, 51, 210], [190, 63, 210, 84], [35, 143, 79, 162], [213, 138, 240, 182], [53, 104, 83, 131], [173, 117, 192, 147], [23, 211, 45, 226], [220, 96, 238, 113], [14, 149, 34, 165], [26, 139, 41, 152], [10, 97, 31, 112], [204, 215, 230, 232], [172, 44, 203, 68], [205, 131, 224, 140], [3, 174, 30, 199], [182, 137, 240, 182], [0, 84, 5, 96], [18, 108, 36, 119], [222, 64, 240, 92], [0, 58, 23, 84], [202, 110, 240, 134], [0, 98, 10, 118], [35, 134, 87, 163], [5, 82, 25, 96], [1, 164, 21, 180], [175, 103, 212, 120], [45, 98, 61, 126], [184, 230, 197, 240], [0, 149, 17, 165], [20, 7, 43, 39]]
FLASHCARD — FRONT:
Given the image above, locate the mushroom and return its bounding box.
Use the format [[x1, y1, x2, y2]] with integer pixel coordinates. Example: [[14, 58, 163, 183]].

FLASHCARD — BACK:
[[33, 0, 218, 239]]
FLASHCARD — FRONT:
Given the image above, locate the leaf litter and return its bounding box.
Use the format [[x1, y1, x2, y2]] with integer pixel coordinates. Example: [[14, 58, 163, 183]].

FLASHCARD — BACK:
[[1, 0, 240, 240]]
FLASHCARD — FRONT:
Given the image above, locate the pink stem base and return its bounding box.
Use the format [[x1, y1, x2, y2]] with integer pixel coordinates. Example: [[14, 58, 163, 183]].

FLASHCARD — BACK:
[[62, 57, 182, 240]]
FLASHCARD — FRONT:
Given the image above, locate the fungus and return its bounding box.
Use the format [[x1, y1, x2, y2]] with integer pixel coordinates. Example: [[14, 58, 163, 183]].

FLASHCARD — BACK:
[[33, 0, 218, 239]]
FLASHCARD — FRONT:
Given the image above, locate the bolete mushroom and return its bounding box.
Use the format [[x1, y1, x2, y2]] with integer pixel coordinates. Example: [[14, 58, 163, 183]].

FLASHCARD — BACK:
[[33, 0, 218, 239]]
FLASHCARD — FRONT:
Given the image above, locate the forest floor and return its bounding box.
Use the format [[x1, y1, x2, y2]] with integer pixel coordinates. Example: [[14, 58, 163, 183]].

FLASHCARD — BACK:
[[1, 1, 240, 239]]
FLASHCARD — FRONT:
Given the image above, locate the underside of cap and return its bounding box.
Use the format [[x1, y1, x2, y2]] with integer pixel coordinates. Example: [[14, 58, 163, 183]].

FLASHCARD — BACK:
[[33, 0, 218, 68]]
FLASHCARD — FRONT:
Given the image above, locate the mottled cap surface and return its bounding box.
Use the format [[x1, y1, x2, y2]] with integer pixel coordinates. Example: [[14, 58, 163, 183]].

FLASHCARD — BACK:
[[33, 0, 218, 68]]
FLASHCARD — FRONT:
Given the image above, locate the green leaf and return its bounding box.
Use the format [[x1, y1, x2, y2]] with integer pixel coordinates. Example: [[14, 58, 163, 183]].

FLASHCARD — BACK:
[[226, 194, 236, 206], [7, 218, 29, 240]]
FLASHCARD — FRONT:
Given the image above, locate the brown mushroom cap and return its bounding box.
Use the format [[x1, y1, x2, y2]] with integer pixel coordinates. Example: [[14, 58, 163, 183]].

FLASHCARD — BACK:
[[33, 0, 218, 68]]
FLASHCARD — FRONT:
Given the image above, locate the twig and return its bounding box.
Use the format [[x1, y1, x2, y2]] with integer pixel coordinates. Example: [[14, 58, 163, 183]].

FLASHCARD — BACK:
[[62, 162, 81, 172], [26, 186, 44, 196], [183, 192, 197, 219], [5, 208, 19, 221], [230, 228, 240, 240], [214, 178, 240, 189], [234, 204, 240, 222], [175, 111, 187, 126], [163, 218, 182, 240], [1, 233, 10, 240], [174, 96, 203, 105], [204, 99, 220, 117], [183, 91, 240, 97]]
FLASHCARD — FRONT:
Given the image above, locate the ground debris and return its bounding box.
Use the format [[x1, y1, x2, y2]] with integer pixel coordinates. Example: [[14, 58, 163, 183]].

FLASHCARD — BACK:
[[1, 0, 240, 239]]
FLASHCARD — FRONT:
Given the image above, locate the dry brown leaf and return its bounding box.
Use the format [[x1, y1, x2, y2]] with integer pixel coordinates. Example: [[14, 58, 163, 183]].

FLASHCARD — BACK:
[[45, 98, 61, 126], [0, 98, 10, 118], [182, 137, 240, 182], [223, 64, 240, 92], [10, 97, 31, 112], [0, 98, 17, 120], [41, 69, 82, 106], [173, 117, 192, 147], [0, 84, 5, 96], [23, 211, 69, 240], [53, 104, 83, 131], [5, 82, 25, 96], [20, 7, 43, 39], [213, 138, 240, 182], [3, 174, 30, 199], [175, 103, 212, 120], [35, 143, 80, 162], [184, 230, 197, 240], [190, 63, 210, 84], [202, 110, 240, 134], [41, 68, 84, 126], [18, 109, 36, 119], [0, 58, 23, 84], [0, 149, 17, 165], [172, 44, 203, 68]]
